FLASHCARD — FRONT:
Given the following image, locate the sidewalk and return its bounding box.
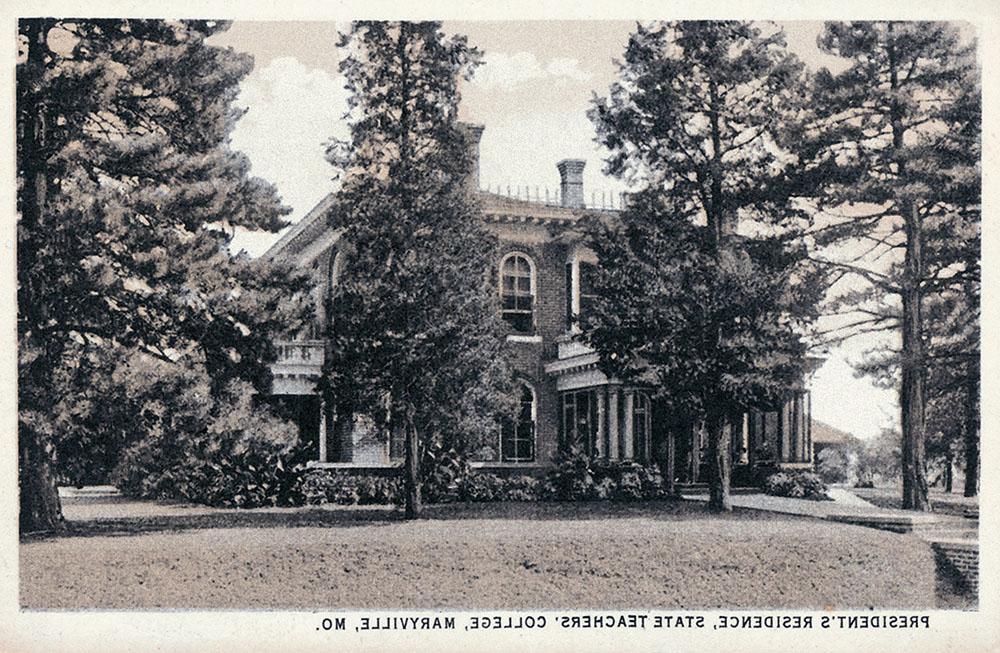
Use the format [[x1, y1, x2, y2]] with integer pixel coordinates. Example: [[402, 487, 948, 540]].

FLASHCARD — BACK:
[[681, 488, 976, 541]]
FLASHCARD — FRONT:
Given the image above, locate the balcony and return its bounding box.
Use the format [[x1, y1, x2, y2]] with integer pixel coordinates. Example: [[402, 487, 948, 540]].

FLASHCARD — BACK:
[[555, 337, 593, 360], [271, 340, 324, 395]]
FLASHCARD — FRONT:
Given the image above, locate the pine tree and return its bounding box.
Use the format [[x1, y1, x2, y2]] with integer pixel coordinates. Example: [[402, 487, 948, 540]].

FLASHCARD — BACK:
[[325, 21, 513, 518], [588, 21, 822, 511], [795, 22, 979, 510], [17, 19, 309, 532]]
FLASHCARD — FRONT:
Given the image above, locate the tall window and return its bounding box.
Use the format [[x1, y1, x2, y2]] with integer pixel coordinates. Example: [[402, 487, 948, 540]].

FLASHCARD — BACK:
[[500, 253, 535, 333], [561, 389, 597, 455], [501, 384, 535, 462], [578, 261, 598, 321], [633, 392, 651, 461]]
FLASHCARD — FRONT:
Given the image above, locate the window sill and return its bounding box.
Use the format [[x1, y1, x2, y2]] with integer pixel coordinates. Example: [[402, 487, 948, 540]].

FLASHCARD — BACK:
[[506, 334, 543, 343], [469, 461, 547, 469], [306, 461, 402, 470]]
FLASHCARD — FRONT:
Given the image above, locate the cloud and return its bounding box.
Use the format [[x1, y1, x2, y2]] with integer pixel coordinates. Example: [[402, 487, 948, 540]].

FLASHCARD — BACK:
[[228, 56, 350, 256], [472, 51, 592, 90]]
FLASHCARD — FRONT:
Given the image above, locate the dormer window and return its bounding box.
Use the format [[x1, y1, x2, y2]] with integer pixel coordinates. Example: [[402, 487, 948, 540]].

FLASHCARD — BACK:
[[500, 252, 535, 333]]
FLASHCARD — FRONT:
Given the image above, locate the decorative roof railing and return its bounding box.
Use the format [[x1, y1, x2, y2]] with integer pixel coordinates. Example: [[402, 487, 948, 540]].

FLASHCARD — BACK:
[[479, 183, 627, 211]]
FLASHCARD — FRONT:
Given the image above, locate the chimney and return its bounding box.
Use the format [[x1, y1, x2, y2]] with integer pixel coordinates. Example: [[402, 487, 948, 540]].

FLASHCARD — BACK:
[[458, 122, 485, 192], [557, 159, 586, 208]]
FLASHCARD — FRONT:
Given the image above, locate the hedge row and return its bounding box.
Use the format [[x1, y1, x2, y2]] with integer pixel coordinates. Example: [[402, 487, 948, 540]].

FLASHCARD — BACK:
[[299, 452, 671, 506]]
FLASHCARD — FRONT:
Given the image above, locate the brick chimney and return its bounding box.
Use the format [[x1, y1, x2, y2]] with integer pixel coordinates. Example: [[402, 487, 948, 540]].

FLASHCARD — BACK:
[[557, 159, 586, 208], [458, 122, 485, 192]]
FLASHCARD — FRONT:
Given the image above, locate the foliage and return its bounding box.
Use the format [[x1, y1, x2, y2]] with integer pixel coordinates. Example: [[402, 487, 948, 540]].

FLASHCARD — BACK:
[[297, 469, 403, 506], [587, 21, 821, 511], [17, 19, 311, 532], [816, 447, 851, 485], [109, 361, 307, 508], [764, 471, 831, 501], [544, 447, 668, 501], [460, 474, 541, 503], [855, 429, 903, 487], [420, 443, 471, 504], [792, 21, 980, 510], [586, 196, 824, 418], [324, 21, 515, 517]]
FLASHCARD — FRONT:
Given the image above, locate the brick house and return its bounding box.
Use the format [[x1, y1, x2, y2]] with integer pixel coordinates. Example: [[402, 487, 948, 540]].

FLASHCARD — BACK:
[[262, 124, 815, 484]]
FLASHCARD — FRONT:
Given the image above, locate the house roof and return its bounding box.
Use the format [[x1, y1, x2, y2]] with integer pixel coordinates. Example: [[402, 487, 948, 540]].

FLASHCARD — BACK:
[[811, 419, 860, 446], [261, 192, 338, 263], [262, 189, 619, 264]]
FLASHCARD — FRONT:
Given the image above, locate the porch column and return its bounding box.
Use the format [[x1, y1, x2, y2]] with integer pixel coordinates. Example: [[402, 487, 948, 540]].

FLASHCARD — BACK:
[[740, 413, 750, 464], [806, 392, 813, 463], [623, 391, 635, 460], [607, 387, 620, 460], [595, 389, 605, 458], [318, 398, 328, 463]]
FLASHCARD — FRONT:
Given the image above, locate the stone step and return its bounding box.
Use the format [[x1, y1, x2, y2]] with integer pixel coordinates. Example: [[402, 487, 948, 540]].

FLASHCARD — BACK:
[[825, 513, 945, 534], [675, 484, 760, 495]]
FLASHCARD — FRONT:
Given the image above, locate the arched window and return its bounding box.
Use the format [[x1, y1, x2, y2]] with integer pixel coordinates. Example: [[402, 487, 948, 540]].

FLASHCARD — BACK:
[[501, 383, 536, 462], [500, 253, 535, 333], [633, 392, 651, 461]]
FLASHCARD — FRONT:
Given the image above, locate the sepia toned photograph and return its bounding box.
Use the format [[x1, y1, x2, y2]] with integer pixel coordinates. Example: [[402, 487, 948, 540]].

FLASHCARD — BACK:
[[13, 8, 985, 642]]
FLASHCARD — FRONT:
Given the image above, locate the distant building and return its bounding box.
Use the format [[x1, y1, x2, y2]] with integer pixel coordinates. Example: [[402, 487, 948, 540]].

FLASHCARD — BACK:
[[811, 420, 861, 459], [262, 124, 816, 484]]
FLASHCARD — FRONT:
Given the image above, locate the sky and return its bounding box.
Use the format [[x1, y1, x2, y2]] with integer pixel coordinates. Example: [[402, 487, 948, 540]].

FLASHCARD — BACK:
[[208, 21, 900, 440]]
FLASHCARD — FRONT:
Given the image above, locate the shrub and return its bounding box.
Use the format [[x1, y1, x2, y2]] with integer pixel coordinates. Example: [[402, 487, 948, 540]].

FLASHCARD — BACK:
[[817, 447, 850, 484], [420, 444, 469, 504], [545, 447, 597, 500], [544, 448, 667, 501], [461, 473, 503, 502], [294, 469, 402, 506], [764, 471, 831, 501], [615, 470, 644, 501], [111, 371, 308, 509], [499, 475, 540, 502]]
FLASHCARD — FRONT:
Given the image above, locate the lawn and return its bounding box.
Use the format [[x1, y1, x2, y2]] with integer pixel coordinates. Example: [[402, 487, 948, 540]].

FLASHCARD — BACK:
[[21, 490, 940, 610]]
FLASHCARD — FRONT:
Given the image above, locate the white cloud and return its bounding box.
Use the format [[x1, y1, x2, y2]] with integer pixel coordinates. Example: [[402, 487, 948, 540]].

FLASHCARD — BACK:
[[472, 51, 592, 90], [229, 56, 350, 257]]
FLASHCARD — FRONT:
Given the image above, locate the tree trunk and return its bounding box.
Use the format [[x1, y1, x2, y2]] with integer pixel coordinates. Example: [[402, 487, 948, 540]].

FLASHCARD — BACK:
[[963, 360, 979, 498], [19, 426, 64, 535], [18, 20, 64, 535], [886, 30, 930, 512], [899, 205, 930, 511], [944, 449, 953, 493], [665, 428, 676, 496], [706, 411, 732, 511], [403, 415, 422, 519], [703, 78, 734, 512]]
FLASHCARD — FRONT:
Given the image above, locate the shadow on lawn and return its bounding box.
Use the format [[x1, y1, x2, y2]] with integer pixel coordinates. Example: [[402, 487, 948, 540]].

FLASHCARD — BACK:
[[26, 498, 799, 542]]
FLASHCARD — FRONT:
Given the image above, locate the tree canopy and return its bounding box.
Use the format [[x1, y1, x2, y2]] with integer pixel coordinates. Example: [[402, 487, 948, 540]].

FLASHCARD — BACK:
[[17, 19, 311, 532], [324, 21, 514, 518], [588, 21, 823, 510], [793, 21, 980, 509]]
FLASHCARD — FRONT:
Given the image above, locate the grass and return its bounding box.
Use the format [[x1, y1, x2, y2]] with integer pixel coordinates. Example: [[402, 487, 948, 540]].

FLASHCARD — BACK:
[[20, 489, 942, 610]]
